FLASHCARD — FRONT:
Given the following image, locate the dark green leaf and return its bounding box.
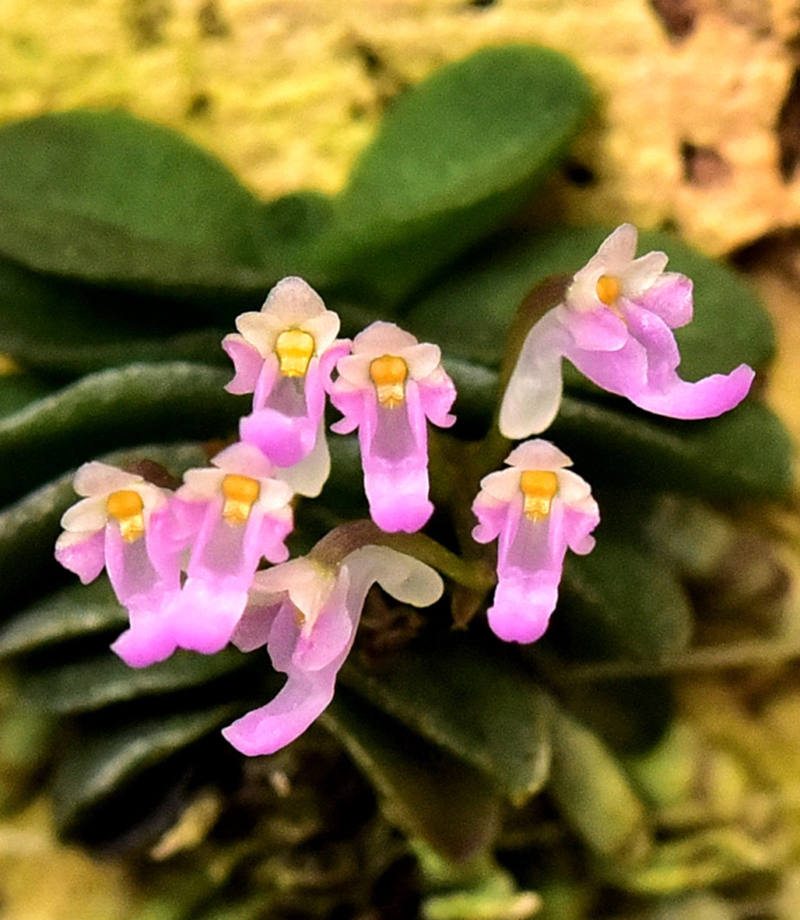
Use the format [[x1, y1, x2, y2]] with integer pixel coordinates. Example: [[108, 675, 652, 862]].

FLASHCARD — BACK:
[[0, 371, 52, 418], [325, 689, 501, 863], [552, 528, 693, 663], [0, 362, 245, 506], [314, 46, 592, 306], [52, 703, 239, 837], [0, 578, 127, 658], [342, 632, 550, 803], [0, 110, 269, 297], [0, 252, 221, 375], [552, 397, 793, 502], [20, 646, 251, 714]]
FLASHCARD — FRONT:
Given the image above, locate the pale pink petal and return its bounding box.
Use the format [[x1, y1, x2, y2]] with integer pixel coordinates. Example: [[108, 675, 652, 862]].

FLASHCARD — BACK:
[[637, 273, 693, 328], [222, 336, 264, 395], [560, 303, 628, 352], [222, 659, 341, 756], [54, 529, 106, 584], [111, 597, 180, 668], [487, 573, 559, 644], [628, 363, 756, 419]]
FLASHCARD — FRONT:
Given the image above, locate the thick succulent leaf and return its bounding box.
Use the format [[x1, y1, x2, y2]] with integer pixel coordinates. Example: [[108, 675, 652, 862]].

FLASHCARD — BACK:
[[551, 396, 793, 502], [20, 646, 252, 714], [0, 371, 53, 417], [547, 697, 652, 864], [0, 251, 220, 372], [0, 442, 209, 612], [324, 689, 501, 864], [550, 526, 692, 664], [51, 703, 240, 839], [403, 226, 774, 380], [0, 110, 270, 297], [0, 578, 126, 658], [313, 45, 592, 306], [0, 362, 245, 507], [342, 632, 550, 803], [0, 475, 79, 610]]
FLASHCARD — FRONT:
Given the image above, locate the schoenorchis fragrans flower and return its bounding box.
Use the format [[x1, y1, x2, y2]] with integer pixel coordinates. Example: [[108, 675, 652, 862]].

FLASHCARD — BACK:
[[223, 277, 348, 497], [472, 440, 599, 644], [222, 544, 444, 756], [55, 462, 183, 667], [500, 224, 755, 438], [165, 442, 294, 658], [328, 322, 457, 533]]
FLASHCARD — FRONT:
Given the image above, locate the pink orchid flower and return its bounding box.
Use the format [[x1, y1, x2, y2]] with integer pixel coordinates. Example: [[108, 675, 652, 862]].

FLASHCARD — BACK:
[[500, 224, 755, 438], [328, 322, 457, 533], [164, 442, 294, 658], [222, 545, 443, 756], [55, 462, 183, 668], [223, 276, 349, 497], [472, 440, 599, 644]]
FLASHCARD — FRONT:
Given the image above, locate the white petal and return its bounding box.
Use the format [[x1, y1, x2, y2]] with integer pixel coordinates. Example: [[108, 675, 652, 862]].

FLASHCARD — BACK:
[[73, 461, 142, 498], [60, 495, 109, 533], [623, 250, 669, 299], [499, 311, 567, 439], [555, 468, 595, 507], [506, 439, 573, 472], [476, 467, 522, 504], [352, 321, 419, 357], [275, 422, 331, 498], [595, 223, 639, 274], [179, 467, 225, 501], [401, 342, 442, 381], [263, 276, 328, 324], [345, 545, 444, 608], [212, 441, 275, 479]]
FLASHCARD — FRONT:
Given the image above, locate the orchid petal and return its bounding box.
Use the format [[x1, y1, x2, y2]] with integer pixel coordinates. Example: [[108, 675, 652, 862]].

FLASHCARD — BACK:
[[499, 310, 569, 438]]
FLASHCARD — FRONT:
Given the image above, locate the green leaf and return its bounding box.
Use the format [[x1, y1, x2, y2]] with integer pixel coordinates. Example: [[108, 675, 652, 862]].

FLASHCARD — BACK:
[[324, 689, 501, 864], [0, 110, 270, 298], [51, 703, 239, 838], [0, 252, 220, 374], [547, 698, 651, 864], [0, 371, 52, 418], [0, 363, 245, 507], [551, 397, 793, 502], [314, 46, 592, 306], [342, 632, 550, 803], [0, 578, 127, 658], [403, 226, 774, 379], [0, 252, 230, 375], [20, 646, 252, 714], [553, 526, 693, 663]]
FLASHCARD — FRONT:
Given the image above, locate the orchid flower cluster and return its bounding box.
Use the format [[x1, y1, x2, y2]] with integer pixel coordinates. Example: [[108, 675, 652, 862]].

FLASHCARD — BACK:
[[54, 225, 755, 757]]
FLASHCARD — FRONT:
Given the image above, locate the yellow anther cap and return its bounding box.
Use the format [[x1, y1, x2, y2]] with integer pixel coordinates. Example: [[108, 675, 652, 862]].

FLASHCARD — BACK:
[[106, 490, 146, 543], [519, 470, 559, 522], [222, 474, 261, 525], [595, 274, 621, 306], [275, 328, 315, 377], [369, 355, 408, 408]]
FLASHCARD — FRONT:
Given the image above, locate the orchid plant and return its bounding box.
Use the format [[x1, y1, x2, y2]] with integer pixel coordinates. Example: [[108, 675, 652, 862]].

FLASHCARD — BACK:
[[52, 224, 755, 757], [0, 43, 791, 920]]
